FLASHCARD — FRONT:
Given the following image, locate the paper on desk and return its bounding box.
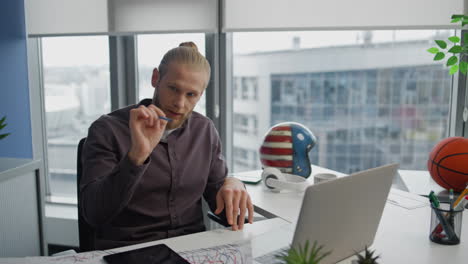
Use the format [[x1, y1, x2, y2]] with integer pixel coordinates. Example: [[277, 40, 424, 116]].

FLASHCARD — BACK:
[[231, 171, 262, 184], [179, 241, 252, 264], [2, 243, 252, 264], [386, 189, 429, 210], [3, 250, 115, 264]]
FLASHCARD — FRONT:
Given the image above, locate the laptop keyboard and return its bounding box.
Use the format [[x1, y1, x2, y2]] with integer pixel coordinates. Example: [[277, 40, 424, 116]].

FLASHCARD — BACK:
[[254, 246, 289, 264]]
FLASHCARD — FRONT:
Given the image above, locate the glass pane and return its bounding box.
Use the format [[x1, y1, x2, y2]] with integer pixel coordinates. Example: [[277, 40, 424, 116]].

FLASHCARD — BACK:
[[232, 30, 453, 173], [42, 36, 110, 199], [137, 34, 206, 115]]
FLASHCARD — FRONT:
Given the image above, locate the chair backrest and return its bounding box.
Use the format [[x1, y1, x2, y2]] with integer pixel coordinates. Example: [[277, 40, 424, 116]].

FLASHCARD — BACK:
[[77, 137, 95, 251]]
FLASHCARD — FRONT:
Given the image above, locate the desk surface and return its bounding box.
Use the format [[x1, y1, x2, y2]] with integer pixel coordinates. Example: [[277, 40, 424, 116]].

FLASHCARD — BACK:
[[398, 169, 447, 196], [239, 166, 468, 264], [2, 166, 467, 264], [242, 165, 346, 223], [370, 202, 468, 264], [0, 218, 291, 264]]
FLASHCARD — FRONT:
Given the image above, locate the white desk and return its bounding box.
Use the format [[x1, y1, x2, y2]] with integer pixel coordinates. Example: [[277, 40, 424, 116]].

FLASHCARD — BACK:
[[2, 166, 467, 264], [240, 165, 346, 223], [371, 202, 468, 264], [398, 169, 447, 196], [241, 165, 453, 223], [0, 218, 291, 264], [240, 166, 468, 264], [113, 166, 468, 263]]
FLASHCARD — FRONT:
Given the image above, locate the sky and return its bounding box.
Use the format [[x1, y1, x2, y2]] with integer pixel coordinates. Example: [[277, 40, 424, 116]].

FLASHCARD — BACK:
[[41, 30, 452, 67]]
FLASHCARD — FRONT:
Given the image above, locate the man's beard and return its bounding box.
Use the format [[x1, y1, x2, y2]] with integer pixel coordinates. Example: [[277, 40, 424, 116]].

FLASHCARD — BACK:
[[152, 90, 161, 108], [153, 91, 190, 130]]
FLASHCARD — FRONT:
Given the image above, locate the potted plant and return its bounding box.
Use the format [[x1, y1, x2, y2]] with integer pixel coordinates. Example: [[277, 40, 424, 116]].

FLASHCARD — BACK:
[[276, 240, 331, 264], [0, 116, 10, 140], [352, 246, 380, 264], [427, 14, 468, 75]]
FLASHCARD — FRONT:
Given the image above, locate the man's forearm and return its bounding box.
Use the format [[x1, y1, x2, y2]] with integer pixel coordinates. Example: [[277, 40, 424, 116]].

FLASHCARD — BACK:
[[80, 154, 148, 227]]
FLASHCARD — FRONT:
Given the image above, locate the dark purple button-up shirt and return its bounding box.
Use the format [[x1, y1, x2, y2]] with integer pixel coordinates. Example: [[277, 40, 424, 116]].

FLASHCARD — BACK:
[[80, 99, 227, 249]]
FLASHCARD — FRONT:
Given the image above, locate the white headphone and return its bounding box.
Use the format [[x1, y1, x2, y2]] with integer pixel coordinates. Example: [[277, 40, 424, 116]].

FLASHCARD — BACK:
[[261, 167, 310, 193]]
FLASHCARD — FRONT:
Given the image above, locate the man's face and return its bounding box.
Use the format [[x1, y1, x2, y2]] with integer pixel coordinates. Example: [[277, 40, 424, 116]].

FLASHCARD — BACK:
[[152, 63, 208, 130]]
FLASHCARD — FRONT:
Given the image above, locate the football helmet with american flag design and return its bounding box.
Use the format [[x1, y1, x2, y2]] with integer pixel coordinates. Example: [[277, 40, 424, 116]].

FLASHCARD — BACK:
[[259, 122, 317, 178]]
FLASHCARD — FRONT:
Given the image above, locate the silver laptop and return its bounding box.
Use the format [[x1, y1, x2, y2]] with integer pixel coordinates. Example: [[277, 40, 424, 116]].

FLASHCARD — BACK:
[[255, 163, 399, 264]]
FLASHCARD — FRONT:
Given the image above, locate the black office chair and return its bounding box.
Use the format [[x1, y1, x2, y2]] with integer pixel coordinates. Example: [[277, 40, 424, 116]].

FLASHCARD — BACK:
[[76, 137, 234, 251], [76, 137, 96, 252]]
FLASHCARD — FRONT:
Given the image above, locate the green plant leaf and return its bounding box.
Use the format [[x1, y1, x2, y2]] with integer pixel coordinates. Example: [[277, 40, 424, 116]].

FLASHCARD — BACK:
[[277, 240, 331, 264], [461, 46, 468, 53], [463, 21, 468, 27], [354, 246, 381, 264], [0, 116, 10, 141], [435, 40, 447, 49], [434, 52, 445, 61], [427, 47, 439, 54], [449, 36, 461, 43], [460, 61, 468, 75], [448, 46, 462, 53], [452, 14, 464, 19], [452, 18, 462, 23], [447, 56, 458, 66], [450, 64, 459, 75]]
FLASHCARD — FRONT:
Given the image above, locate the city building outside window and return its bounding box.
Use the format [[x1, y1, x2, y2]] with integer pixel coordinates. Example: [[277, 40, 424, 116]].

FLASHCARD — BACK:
[[232, 30, 453, 174], [42, 36, 110, 200]]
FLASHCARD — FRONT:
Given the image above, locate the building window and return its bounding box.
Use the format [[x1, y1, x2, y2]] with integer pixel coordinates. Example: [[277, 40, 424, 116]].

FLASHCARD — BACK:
[[42, 36, 110, 199], [234, 76, 259, 101], [233, 77, 241, 99], [272, 79, 281, 102], [233, 147, 259, 171], [234, 114, 258, 135]]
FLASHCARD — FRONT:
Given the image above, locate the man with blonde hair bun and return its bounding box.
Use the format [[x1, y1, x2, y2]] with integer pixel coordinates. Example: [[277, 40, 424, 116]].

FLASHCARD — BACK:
[[80, 42, 253, 250]]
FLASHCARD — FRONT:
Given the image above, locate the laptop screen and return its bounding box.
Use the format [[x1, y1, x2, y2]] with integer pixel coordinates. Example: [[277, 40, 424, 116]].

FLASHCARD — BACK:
[[292, 164, 398, 264]]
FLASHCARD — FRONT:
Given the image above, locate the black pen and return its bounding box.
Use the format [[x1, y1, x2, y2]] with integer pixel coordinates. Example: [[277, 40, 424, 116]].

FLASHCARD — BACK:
[[449, 189, 455, 228], [449, 189, 454, 211]]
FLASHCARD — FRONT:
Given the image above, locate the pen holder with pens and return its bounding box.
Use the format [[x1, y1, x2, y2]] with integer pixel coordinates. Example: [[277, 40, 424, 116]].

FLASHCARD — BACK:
[[429, 202, 464, 245]]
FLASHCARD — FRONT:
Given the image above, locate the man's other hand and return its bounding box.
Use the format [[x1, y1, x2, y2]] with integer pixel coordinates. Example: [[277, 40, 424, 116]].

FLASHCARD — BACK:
[[215, 177, 254, 231]]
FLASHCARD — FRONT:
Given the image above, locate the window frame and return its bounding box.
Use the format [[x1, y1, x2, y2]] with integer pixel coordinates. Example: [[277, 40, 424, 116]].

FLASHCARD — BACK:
[[30, 30, 468, 199]]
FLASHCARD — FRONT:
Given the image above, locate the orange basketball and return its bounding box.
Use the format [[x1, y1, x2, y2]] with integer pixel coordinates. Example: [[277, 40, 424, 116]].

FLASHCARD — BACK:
[[427, 137, 468, 192]]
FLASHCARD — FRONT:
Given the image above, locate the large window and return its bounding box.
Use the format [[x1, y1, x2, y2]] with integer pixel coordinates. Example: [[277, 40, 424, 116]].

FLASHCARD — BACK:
[[41, 34, 207, 200], [137, 34, 206, 115], [232, 30, 454, 174], [42, 36, 110, 200]]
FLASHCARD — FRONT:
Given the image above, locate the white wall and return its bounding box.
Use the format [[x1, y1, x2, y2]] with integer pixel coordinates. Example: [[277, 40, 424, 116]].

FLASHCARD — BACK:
[[25, 0, 218, 36], [224, 0, 464, 31], [25, 0, 108, 36], [108, 0, 217, 34]]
